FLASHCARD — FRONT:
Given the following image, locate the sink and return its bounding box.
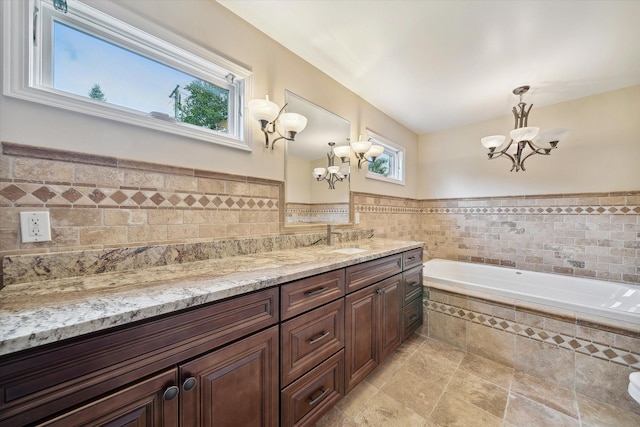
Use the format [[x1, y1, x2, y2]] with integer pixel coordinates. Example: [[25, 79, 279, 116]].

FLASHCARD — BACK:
[[330, 247, 368, 255]]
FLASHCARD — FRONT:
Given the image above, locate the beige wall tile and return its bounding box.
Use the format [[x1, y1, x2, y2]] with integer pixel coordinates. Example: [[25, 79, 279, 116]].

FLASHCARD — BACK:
[[197, 177, 225, 194], [14, 158, 74, 182], [0, 229, 19, 252], [127, 225, 168, 242], [50, 208, 102, 227], [428, 311, 466, 351], [74, 164, 121, 186], [0, 155, 13, 179], [167, 225, 199, 240], [198, 224, 227, 238], [183, 210, 213, 224], [514, 336, 574, 389], [227, 223, 251, 236], [225, 181, 249, 196], [122, 171, 164, 188], [164, 175, 197, 192], [467, 322, 514, 367], [147, 210, 183, 225], [80, 227, 127, 245]]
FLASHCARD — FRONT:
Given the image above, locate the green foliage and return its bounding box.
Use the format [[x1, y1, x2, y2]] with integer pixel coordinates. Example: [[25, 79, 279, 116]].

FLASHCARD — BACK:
[[368, 157, 389, 176], [178, 80, 229, 132], [88, 84, 106, 101]]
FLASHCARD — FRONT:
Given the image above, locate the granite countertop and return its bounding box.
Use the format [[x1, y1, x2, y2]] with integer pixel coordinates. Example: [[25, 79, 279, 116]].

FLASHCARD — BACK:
[[0, 238, 423, 357]]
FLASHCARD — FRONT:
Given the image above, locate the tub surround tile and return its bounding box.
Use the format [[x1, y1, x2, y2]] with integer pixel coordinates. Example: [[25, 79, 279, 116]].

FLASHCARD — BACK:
[[466, 321, 515, 367], [514, 336, 575, 389], [0, 238, 420, 356]]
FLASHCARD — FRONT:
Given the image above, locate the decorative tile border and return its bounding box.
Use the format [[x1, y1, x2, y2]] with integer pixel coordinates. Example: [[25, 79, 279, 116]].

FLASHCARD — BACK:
[[426, 298, 640, 369], [422, 205, 640, 215], [0, 182, 279, 211]]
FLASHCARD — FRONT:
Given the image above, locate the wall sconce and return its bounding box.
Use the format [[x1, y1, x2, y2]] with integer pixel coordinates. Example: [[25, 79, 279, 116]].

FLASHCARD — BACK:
[[248, 95, 308, 149], [481, 86, 570, 172], [350, 135, 384, 169], [313, 142, 350, 189]]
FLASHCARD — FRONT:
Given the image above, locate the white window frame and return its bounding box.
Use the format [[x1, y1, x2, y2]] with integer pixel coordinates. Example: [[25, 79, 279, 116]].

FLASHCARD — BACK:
[[365, 129, 405, 185], [3, 0, 253, 151]]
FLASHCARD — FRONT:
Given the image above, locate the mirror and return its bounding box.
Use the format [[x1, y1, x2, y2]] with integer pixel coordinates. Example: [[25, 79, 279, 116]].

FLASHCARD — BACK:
[[284, 91, 351, 224]]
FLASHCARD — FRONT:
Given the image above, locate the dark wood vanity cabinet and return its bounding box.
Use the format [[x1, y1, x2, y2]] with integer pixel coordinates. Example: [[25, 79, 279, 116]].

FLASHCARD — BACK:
[[0, 246, 423, 426], [345, 251, 423, 392]]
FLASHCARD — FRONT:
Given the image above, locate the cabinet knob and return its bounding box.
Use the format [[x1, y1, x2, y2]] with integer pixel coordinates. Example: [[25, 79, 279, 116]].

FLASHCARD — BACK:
[[375, 288, 384, 295], [163, 385, 179, 401], [182, 376, 197, 391]]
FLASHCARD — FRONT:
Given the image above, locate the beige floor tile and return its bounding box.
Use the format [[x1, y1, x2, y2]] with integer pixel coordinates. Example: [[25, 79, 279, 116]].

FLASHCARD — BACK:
[[577, 392, 640, 427], [504, 393, 580, 427], [314, 407, 358, 427], [353, 389, 427, 426], [335, 380, 378, 418], [457, 352, 514, 388], [445, 370, 508, 418], [511, 370, 578, 418], [429, 392, 502, 427], [364, 354, 404, 389], [381, 367, 446, 419]]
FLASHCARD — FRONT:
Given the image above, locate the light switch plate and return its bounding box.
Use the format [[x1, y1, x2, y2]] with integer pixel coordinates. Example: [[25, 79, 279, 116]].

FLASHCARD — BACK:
[[20, 211, 52, 243]]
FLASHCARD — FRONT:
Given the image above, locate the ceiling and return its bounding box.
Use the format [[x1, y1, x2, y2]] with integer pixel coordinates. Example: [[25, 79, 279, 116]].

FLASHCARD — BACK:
[[217, 0, 640, 135]]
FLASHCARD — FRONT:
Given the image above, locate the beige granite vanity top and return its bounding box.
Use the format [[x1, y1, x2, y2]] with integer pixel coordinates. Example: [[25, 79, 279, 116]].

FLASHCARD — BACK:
[[0, 238, 422, 356]]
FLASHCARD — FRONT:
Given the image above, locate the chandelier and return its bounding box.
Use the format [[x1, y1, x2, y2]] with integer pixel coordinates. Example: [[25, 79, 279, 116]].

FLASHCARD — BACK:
[[481, 86, 570, 172], [312, 142, 350, 189]]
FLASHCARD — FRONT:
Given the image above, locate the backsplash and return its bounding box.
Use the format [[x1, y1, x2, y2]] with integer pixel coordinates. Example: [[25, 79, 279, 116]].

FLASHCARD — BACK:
[[0, 142, 282, 256], [285, 202, 349, 223]]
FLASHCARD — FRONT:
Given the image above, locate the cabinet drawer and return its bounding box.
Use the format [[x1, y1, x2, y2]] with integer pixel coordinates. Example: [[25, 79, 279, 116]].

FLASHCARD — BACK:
[[402, 266, 423, 306], [281, 350, 345, 427], [0, 288, 278, 427], [403, 248, 423, 270], [345, 254, 402, 293], [281, 299, 344, 386], [281, 270, 345, 320], [403, 297, 424, 340]]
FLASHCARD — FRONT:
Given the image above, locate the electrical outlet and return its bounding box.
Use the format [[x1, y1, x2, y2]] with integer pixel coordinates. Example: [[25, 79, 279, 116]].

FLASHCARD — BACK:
[[20, 211, 52, 243]]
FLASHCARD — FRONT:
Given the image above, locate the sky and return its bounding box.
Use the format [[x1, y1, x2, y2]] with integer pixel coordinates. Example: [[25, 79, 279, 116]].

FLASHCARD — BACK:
[[52, 21, 215, 118]]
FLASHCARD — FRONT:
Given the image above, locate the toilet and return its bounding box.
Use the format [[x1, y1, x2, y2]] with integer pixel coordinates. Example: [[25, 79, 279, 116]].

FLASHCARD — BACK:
[[629, 372, 640, 404]]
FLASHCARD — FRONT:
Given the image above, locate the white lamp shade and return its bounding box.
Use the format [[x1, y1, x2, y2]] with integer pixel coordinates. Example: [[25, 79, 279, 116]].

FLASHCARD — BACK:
[[278, 113, 307, 134], [313, 167, 326, 178], [350, 139, 372, 154], [327, 166, 340, 174], [534, 128, 570, 147], [481, 135, 506, 149], [365, 145, 384, 158], [333, 145, 351, 159], [248, 97, 279, 122], [510, 126, 539, 142]]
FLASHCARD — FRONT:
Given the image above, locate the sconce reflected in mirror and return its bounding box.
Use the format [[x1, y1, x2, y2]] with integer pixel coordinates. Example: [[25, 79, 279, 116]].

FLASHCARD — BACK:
[[312, 142, 350, 189], [248, 95, 308, 149], [350, 135, 384, 169]]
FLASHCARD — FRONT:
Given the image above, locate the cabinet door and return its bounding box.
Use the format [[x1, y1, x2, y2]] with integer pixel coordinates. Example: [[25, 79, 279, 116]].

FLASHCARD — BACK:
[[180, 326, 279, 427], [38, 370, 179, 427], [378, 274, 403, 362], [345, 285, 377, 392]]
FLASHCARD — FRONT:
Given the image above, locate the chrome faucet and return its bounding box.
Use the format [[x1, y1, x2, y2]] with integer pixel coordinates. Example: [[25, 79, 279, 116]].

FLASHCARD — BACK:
[[327, 224, 341, 246]]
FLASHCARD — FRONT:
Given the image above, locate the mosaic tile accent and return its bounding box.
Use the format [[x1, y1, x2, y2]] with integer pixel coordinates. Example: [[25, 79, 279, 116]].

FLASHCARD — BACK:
[[0, 181, 279, 211], [286, 203, 349, 223], [426, 299, 640, 370], [423, 205, 640, 215]]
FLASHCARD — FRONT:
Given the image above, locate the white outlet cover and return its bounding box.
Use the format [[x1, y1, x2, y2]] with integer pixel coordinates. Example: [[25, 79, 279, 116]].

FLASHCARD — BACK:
[[20, 211, 52, 243]]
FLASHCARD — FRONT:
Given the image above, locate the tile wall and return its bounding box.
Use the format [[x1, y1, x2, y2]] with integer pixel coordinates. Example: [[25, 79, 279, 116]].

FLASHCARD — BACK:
[[424, 287, 640, 414], [0, 142, 282, 257], [285, 202, 349, 224]]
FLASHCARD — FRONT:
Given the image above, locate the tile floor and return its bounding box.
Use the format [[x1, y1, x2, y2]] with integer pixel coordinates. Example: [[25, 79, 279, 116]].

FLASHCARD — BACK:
[[315, 334, 640, 426]]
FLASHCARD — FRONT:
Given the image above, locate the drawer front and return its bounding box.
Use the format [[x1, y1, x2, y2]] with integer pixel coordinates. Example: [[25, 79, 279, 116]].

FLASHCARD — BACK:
[[281, 269, 345, 320], [345, 254, 402, 293], [281, 350, 345, 427], [403, 297, 424, 340], [402, 266, 423, 306], [0, 288, 278, 427], [281, 299, 345, 386], [402, 248, 423, 270]]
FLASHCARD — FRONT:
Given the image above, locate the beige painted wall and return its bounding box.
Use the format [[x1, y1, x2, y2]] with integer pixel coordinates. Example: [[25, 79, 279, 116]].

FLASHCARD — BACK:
[[0, 0, 418, 199], [419, 85, 640, 199]]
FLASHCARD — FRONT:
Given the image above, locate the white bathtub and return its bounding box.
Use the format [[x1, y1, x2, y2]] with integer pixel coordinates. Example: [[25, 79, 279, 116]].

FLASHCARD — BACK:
[[423, 259, 640, 325]]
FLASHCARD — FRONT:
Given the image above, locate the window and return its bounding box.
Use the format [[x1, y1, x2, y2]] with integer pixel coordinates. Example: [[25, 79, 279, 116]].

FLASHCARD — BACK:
[[3, 0, 252, 150], [366, 130, 405, 184]]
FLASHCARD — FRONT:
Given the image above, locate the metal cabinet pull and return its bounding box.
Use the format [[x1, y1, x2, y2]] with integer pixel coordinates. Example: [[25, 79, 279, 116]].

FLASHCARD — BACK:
[[407, 256, 416, 261], [182, 376, 197, 391], [409, 314, 419, 321], [309, 331, 330, 345], [375, 288, 384, 295], [163, 385, 179, 401], [306, 287, 328, 297], [408, 281, 420, 287], [308, 388, 328, 406]]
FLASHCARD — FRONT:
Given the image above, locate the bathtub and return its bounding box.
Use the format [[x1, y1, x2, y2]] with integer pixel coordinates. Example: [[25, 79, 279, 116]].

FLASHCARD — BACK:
[[423, 259, 640, 325]]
